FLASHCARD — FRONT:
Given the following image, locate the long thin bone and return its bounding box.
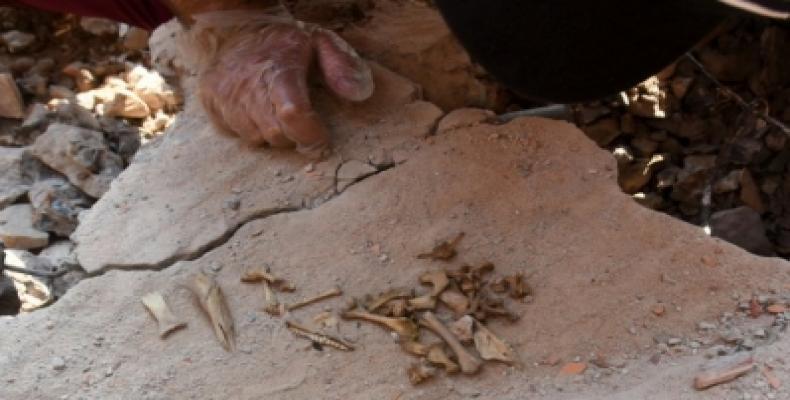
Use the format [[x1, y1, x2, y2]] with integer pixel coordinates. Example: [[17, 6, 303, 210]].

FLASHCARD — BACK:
[[419, 311, 482, 374], [285, 320, 354, 351], [141, 292, 186, 338], [287, 286, 342, 311], [341, 309, 419, 341], [191, 272, 235, 351]]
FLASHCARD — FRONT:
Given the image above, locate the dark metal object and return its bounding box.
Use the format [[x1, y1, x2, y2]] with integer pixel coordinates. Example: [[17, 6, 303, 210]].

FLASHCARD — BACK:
[[434, 0, 731, 103]]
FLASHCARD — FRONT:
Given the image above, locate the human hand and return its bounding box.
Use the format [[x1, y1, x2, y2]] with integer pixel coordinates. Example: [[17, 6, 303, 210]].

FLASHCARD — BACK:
[[193, 11, 374, 157]]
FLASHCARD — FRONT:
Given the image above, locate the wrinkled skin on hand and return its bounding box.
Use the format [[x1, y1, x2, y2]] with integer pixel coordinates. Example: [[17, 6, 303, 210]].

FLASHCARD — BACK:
[[197, 22, 374, 157]]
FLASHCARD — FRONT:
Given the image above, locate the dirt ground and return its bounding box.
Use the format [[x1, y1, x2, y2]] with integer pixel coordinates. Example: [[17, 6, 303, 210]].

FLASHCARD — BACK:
[[3, 2, 790, 400]]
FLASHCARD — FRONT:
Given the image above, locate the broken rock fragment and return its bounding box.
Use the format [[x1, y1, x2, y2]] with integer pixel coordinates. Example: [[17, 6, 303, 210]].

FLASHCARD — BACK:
[[1, 30, 35, 53], [31, 123, 124, 198], [0, 204, 49, 249], [28, 178, 92, 236], [0, 72, 25, 118], [0, 147, 32, 208], [710, 207, 774, 256]]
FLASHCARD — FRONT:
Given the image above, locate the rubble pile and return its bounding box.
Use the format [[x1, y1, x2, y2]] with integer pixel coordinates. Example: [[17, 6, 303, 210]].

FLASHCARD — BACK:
[[579, 18, 790, 258], [0, 7, 182, 314]]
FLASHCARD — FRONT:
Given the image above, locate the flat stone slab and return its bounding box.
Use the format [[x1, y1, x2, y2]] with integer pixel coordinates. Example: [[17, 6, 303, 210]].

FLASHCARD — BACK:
[[0, 204, 48, 250], [3, 116, 789, 400], [72, 64, 443, 274]]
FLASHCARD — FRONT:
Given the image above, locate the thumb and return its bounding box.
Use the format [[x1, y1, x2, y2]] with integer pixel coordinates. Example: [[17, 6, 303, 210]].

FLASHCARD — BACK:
[[313, 28, 375, 102]]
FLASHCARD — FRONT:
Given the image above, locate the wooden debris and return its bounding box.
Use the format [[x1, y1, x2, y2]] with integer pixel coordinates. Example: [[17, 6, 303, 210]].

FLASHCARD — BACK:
[[417, 232, 464, 261], [287, 286, 343, 312], [140, 292, 186, 338], [285, 320, 354, 351], [191, 272, 235, 351], [693, 354, 755, 390]]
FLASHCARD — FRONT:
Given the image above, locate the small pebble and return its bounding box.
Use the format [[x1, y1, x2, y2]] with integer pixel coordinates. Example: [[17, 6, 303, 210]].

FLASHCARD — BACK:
[[51, 356, 66, 371]]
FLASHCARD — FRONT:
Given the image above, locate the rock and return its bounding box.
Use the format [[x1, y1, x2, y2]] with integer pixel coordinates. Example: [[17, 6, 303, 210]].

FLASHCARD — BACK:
[[714, 170, 742, 194], [62, 63, 96, 92], [30, 124, 124, 198], [739, 169, 765, 214], [764, 131, 787, 152], [50, 356, 66, 371], [631, 135, 659, 156], [435, 108, 493, 134], [0, 72, 25, 118], [39, 240, 77, 267], [699, 47, 759, 82], [96, 89, 150, 119], [584, 118, 621, 147], [623, 76, 668, 118], [697, 321, 716, 331], [122, 26, 151, 51], [675, 116, 707, 140], [671, 155, 717, 204], [79, 17, 118, 36], [1, 30, 35, 53], [337, 160, 377, 192], [3, 248, 54, 310], [633, 192, 665, 210], [38, 240, 83, 298], [618, 154, 666, 194], [0, 147, 32, 209], [655, 166, 679, 189], [671, 76, 694, 99], [0, 204, 48, 249], [29, 178, 92, 236], [710, 207, 773, 256], [17, 103, 51, 136], [126, 65, 179, 112], [51, 102, 101, 131], [725, 138, 763, 165], [0, 274, 20, 315], [48, 85, 75, 100]]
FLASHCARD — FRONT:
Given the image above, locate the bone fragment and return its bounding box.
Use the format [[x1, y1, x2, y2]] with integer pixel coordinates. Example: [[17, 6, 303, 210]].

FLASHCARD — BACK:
[[287, 286, 342, 311], [419, 311, 482, 374], [141, 292, 186, 338], [262, 281, 282, 316], [407, 361, 436, 385], [473, 319, 517, 365], [417, 232, 464, 261], [191, 272, 235, 351], [341, 309, 419, 341], [286, 320, 354, 351], [427, 344, 460, 374]]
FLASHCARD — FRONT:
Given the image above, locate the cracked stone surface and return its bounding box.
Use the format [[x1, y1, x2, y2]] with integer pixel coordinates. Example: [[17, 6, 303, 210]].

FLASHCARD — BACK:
[[72, 63, 442, 274], [3, 112, 790, 399]]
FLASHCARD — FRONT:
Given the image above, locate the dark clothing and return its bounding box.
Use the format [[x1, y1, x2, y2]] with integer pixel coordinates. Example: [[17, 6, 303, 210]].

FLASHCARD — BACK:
[[4, 0, 172, 30]]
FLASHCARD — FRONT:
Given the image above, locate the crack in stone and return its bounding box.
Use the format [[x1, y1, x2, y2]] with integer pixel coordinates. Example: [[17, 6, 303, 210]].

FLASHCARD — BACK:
[[83, 158, 400, 279]]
